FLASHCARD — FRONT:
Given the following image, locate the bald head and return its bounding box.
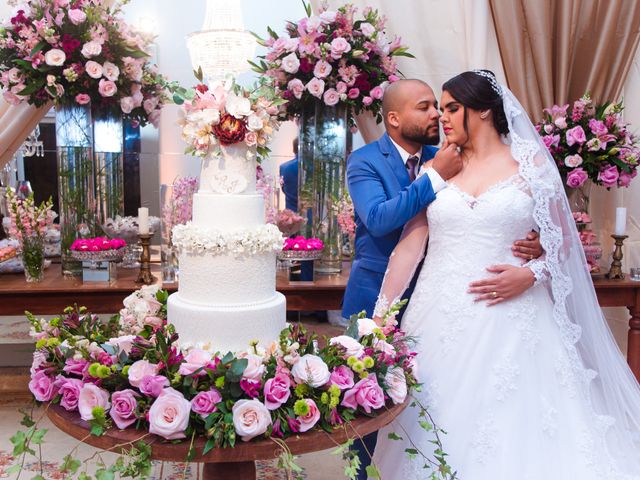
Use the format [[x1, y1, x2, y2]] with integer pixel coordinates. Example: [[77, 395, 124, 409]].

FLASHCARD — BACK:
[[382, 79, 432, 127]]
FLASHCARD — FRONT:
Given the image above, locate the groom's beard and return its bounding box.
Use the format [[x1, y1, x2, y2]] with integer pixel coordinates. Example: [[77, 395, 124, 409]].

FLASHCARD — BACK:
[[401, 124, 440, 146]]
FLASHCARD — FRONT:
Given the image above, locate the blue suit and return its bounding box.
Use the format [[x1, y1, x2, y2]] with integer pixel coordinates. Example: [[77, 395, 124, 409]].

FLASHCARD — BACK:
[[343, 133, 438, 480], [279, 156, 298, 212]]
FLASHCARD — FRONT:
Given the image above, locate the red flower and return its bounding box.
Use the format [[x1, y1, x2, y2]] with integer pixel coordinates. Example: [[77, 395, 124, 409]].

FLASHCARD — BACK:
[[195, 84, 209, 94], [213, 113, 247, 146], [61, 34, 81, 55]]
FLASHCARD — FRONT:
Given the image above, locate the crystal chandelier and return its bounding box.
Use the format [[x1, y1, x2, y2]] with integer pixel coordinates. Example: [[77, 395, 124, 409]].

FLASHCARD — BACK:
[[186, 0, 256, 84], [21, 126, 44, 157]]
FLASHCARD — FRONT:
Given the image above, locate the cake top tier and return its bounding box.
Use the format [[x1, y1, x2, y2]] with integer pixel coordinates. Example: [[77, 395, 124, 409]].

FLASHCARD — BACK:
[[199, 144, 257, 194]]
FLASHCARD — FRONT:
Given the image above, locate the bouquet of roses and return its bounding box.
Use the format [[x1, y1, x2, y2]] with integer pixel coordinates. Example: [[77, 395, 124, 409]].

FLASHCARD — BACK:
[[537, 93, 640, 189], [178, 68, 284, 163], [0, 0, 172, 126], [253, 2, 412, 127]]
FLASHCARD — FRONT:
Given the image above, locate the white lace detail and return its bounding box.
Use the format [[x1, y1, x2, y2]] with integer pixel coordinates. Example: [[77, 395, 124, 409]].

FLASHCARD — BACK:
[[470, 413, 498, 464], [491, 355, 520, 402]]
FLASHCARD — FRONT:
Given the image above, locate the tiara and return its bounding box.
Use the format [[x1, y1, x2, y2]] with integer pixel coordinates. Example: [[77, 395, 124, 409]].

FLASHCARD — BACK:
[[472, 69, 503, 96]]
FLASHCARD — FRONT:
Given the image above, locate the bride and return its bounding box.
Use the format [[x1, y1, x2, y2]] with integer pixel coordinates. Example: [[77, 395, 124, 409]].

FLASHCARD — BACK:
[[370, 70, 640, 479]]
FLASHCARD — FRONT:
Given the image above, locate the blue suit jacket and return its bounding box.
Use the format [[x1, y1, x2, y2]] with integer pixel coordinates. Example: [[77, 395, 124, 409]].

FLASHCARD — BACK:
[[342, 133, 438, 319], [279, 156, 298, 212]]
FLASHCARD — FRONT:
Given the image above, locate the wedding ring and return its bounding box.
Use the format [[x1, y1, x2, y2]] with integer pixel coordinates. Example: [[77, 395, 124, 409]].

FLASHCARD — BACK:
[[491, 291, 498, 298]]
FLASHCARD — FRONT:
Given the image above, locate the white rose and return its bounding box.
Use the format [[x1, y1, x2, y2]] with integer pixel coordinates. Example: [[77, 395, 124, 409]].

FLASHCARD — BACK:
[[85, 61, 103, 79], [225, 93, 252, 119], [281, 52, 300, 74], [360, 22, 376, 37], [247, 114, 263, 132], [232, 399, 272, 441], [128, 359, 159, 387], [357, 318, 379, 337], [384, 367, 407, 404], [81, 41, 102, 58], [102, 61, 120, 81], [564, 154, 583, 168], [306, 77, 325, 99], [241, 353, 266, 382], [44, 49, 66, 67], [330, 335, 365, 358], [291, 354, 330, 387]]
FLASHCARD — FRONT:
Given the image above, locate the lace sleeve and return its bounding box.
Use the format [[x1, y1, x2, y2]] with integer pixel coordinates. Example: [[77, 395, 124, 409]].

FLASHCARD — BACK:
[[524, 257, 550, 286], [373, 210, 429, 320]]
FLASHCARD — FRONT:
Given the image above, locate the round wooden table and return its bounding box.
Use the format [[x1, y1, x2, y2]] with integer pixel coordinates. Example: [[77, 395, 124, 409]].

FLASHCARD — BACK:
[[47, 401, 407, 479]]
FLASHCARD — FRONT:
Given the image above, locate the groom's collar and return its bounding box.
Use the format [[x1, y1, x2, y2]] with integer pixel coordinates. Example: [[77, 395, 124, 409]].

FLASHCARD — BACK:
[[388, 137, 421, 166]]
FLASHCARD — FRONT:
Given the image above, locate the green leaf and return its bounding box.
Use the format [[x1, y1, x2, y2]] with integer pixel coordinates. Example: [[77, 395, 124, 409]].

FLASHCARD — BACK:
[[365, 465, 381, 479], [90, 424, 105, 436], [230, 358, 248, 377], [203, 437, 215, 455], [267, 26, 279, 40], [221, 352, 234, 364], [387, 432, 403, 441], [30, 41, 47, 57], [31, 475, 46, 480], [13, 59, 35, 71], [5, 464, 21, 475], [17, 82, 45, 97], [30, 428, 47, 445], [61, 454, 82, 474], [78, 473, 92, 480], [95, 469, 115, 480], [172, 94, 185, 105], [20, 411, 35, 428]]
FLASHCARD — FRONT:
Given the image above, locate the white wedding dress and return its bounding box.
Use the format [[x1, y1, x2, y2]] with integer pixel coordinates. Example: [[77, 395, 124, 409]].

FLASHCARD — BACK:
[[371, 80, 640, 479]]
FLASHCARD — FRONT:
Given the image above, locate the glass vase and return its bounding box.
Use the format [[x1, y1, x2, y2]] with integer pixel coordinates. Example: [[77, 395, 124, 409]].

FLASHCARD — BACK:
[[93, 110, 124, 227], [160, 184, 178, 283], [21, 235, 45, 282], [56, 103, 96, 277], [566, 180, 592, 214], [298, 101, 348, 274]]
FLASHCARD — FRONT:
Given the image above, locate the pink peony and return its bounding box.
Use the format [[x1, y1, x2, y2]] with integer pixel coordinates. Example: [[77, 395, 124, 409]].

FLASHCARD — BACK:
[[190, 389, 222, 418], [98, 79, 117, 97], [598, 165, 619, 188], [29, 371, 57, 402], [232, 399, 272, 441], [341, 375, 385, 413], [148, 388, 191, 440], [178, 349, 211, 376], [565, 126, 587, 146], [566, 168, 589, 188], [78, 384, 111, 421], [128, 359, 159, 387], [110, 389, 139, 429], [58, 378, 83, 411], [291, 354, 330, 387], [330, 365, 355, 390], [263, 373, 291, 410], [306, 78, 325, 99], [68, 9, 87, 25], [323, 88, 340, 106], [138, 375, 169, 397], [296, 399, 320, 432]]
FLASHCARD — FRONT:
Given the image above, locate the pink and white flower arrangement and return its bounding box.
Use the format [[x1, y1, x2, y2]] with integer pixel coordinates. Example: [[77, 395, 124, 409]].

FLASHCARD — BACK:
[[537, 93, 640, 189], [5, 188, 54, 244], [282, 235, 324, 251], [70, 236, 126, 252], [276, 209, 306, 236], [254, 2, 413, 126], [0, 0, 170, 127]]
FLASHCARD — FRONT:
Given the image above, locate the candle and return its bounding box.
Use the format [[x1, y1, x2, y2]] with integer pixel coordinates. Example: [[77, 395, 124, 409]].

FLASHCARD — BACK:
[[138, 207, 149, 235], [615, 207, 627, 236]]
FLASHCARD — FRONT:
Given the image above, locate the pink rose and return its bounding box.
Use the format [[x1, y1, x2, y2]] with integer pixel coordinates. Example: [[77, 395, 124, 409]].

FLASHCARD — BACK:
[[306, 78, 325, 99], [566, 168, 589, 188], [330, 37, 352, 59], [68, 9, 87, 25], [329, 335, 365, 358], [85, 61, 103, 79], [78, 384, 111, 421], [110, 389, 139, 429], [589, 118, 608, 137], [347, 88, 360, 99], [564, 154, 583, 168], [263, 373, 291, 410], [296, 399, 320, 432], [341, 375, 385, 413], [287, 78, 304, 99], [128, 359, 159, 387], [58, 378, 83, 411], [98, 79, 117, 97], [313, 60, 332, 79], [598, 165, 619, 188], [120, 97, 134, 114], [102, 62, 120, 81], [3, 90, 21, 105], [232, 399, 272, 441], [291, 354, 330, 387], [357, 317, 378, 337], [190, 389, 222, 418], [323, 88, 340, 106], [241, 353, 266, 382], [360, 22, 376, 37], [107, 335, 136, 355], [554, 116, 567, 129], [63, 358, 89, 377], [143, 97, 158, 113], [336, 82, 347, 94], [245, 131, 258, 147], [330, 365, 355, 390], [74, 93, 91, 105], [370, 86, 384, 100], [281, 52, 300, 74], [179, 349, 212, 376], [148, 388, 191, 440], [619, 170, 637, 187], [81, 41, 102, 58], [384, 367, 407, 404], [565, 126, 586, 146], [144, 316, 164, 329], [139, 375, 169, 397], [362, 96, 373, 106], [44, 49, 66, 67], [29, 371, 57, 402]]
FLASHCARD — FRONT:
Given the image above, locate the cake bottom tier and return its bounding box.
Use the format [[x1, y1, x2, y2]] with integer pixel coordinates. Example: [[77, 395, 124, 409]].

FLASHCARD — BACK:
[[167, 292, 287, 354]]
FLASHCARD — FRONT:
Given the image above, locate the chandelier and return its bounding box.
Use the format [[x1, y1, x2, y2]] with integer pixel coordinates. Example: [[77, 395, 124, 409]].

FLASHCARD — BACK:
[[21, 126, 44, 157], [186, 0, 256, 85]]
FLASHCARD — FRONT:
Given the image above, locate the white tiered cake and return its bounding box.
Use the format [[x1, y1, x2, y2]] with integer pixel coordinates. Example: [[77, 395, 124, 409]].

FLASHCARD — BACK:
[[167, 144, 286, 353]]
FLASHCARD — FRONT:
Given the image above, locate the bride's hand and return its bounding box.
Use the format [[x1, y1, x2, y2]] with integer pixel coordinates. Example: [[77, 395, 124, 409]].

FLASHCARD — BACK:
[[468, 264, 535, 306]]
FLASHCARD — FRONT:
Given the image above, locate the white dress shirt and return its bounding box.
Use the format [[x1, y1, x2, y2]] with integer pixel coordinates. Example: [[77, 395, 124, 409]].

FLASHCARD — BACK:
[[389, 137, 447, 193]]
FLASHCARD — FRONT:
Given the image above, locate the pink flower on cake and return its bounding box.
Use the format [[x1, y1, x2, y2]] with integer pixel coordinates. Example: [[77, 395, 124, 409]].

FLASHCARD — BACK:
[[281, 52, 300, 74], [288, 78, 305, 99], [357, 317, 378, 337], [190, 389, 222, 418], [313, 60, 332, 79], [110, 389, 139, 429], [240, 353, 266, 382], [28, 371, 57, 402], [128, 359, 159, 387], [291, 354, 330, 387], [78, 384, 111, 421], [81, 41, 102, 58], [263, 372, 291, 410], [330, 37, 351, 59], [296, 399, 320, 432], [232, 399, 272, 441], [341, 375, 385, 413], [148, 388, 190, 440], [102, 62, 120, 81], [68, 9, 87, 25]]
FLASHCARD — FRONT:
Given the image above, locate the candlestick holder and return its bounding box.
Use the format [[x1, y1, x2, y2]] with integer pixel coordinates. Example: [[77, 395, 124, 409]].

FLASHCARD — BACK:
[[606, 234, 628, 280], [135, 233, 156, 285]]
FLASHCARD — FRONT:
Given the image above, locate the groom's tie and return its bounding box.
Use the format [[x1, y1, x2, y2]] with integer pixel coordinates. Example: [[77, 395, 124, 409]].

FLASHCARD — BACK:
[[406, 155, 419, 182]]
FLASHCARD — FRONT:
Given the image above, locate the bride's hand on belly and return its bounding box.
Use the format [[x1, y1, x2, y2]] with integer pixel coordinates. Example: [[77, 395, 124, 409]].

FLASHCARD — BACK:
[[467, 264, 535, 306]]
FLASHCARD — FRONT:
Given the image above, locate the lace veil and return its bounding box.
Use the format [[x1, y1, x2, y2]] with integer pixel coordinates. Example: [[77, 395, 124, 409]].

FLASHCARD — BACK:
[[375, 72, 640, 471]]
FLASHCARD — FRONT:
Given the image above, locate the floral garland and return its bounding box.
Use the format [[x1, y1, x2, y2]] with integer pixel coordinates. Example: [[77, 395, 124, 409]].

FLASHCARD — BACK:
[[171, 223, 284, 256]]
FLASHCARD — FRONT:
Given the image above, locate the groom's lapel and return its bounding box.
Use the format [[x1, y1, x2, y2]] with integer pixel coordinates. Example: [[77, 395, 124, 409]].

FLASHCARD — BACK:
[[379, 133, 410, 188]]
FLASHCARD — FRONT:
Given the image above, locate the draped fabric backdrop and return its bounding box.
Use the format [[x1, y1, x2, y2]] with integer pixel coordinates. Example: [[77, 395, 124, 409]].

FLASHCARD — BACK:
[[0, 99, 50, 169]]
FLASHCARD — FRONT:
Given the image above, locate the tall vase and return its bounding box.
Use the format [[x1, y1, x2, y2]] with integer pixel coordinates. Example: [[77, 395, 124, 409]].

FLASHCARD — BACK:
[[298, 101, 348, 274], [56, 103, 96, 277], [567, 180, 592, 213], [93, 110, 125, 226], [160, 184, 178, 283]]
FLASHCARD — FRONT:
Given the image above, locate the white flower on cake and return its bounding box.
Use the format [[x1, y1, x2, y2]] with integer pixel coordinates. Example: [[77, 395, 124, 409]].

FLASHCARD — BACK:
[[171, 223, 284, 256], [225, 92, 253, 119]]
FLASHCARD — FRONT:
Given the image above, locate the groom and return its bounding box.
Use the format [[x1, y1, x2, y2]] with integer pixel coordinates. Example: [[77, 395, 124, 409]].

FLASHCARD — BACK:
[[343, 79, 542, 478]]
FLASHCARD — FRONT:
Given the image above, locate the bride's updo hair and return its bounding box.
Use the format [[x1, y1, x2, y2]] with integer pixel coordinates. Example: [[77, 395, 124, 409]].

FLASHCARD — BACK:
[[442, 70, 509, 136]]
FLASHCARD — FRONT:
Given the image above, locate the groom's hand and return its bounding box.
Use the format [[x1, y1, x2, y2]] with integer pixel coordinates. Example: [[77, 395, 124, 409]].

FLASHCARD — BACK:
[[468, 264, 535, 306], [512, 231, 543, 262], [431, 140, 462, 180]]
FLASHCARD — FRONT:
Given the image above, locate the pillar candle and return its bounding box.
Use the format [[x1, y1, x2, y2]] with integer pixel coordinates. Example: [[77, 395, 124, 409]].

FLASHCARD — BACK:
[[615, 207, 627, 236], [138, 207, 149, 235]]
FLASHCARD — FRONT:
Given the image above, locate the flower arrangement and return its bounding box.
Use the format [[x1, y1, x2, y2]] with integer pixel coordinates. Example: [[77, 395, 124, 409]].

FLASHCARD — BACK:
[[336, 193, 355, 238], [178, 68, 284, 163], [171, 223, 284, 256], [253, 2, 413, 126], [276, 209, 306, 236], [283, 235, 324, 251], [256, 165, 278, 224], [161, 176, 198, 243], [537, 93, 640, 189], [70, 236, 126, 252], [0, 0, 174, 126], [10, 289, 459, 479]]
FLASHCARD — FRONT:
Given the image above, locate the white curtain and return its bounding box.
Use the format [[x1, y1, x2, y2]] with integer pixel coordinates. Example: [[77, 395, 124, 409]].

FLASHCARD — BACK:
[[311, 0, 506, 142], [0, 97, 51, 168]]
